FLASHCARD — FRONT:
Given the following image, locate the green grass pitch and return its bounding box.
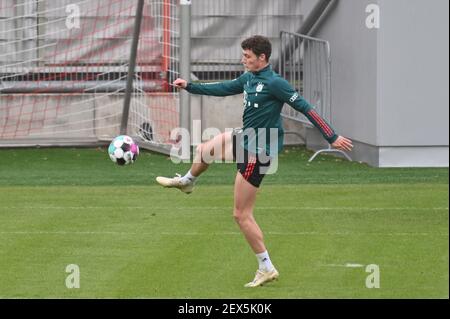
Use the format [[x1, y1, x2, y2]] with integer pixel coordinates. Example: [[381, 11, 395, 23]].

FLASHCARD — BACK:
[[0, 147, 448, 298]]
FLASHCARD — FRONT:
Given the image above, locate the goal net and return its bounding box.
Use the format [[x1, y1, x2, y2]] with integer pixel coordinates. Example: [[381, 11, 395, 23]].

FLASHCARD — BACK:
[[0, 0, 180, 153]]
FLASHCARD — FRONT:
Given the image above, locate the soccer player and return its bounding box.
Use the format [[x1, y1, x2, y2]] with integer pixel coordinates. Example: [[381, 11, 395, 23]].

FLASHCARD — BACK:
[[156, 35, 353, 287]]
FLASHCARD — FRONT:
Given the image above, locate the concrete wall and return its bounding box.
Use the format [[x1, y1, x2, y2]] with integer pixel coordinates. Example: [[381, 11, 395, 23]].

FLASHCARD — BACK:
[[313, 0, 379, 145], [377, 0, 449, 147], [306, 0, 449, 167]]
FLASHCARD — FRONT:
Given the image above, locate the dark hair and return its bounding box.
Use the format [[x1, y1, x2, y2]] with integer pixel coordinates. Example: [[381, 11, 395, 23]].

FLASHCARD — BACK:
[[241, 35, 272, 61]]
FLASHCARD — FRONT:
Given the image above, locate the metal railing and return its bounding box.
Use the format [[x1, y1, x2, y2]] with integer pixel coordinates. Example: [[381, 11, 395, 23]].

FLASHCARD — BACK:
[[279, 31, 351, 162]]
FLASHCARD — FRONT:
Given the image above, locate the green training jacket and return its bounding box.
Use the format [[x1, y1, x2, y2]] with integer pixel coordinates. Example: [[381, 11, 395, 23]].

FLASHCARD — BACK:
[[185, 64, 338, 156]]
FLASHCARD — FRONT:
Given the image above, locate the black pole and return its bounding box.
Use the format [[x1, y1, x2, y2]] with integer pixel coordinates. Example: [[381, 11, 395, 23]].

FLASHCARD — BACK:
[[120, 0, 145, 135]]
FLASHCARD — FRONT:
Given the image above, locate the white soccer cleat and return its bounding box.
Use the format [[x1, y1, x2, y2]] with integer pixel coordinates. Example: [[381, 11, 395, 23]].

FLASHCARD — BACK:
[[244, 268, 279, 288], [155, 174, 194, 194]]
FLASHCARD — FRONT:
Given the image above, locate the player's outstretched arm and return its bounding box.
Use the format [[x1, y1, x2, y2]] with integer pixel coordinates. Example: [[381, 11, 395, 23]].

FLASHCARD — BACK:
[[172, 75, 247, 97], [331, 136, 353, 151]]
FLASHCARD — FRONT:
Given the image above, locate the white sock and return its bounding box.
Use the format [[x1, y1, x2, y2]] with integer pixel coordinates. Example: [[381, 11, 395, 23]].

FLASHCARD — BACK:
[[256, 251, 274, 272], [181, 170, 197, 184]]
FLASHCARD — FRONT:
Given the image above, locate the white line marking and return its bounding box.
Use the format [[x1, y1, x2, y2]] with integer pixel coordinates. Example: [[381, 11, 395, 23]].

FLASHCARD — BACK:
[[321, 263, 365, 268], [345, 263, 365, 268], [0, 206, 448, 211], [0, 231, 447, 237]]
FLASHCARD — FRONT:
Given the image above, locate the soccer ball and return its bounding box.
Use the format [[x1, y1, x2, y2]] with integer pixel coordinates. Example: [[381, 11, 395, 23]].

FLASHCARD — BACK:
[[108, 135, 139, 166]]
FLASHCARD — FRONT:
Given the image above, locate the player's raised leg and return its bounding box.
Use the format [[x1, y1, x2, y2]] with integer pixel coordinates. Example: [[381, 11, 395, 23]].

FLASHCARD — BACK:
[[233, 172, 279, 287], [155, 131, 233, 193]]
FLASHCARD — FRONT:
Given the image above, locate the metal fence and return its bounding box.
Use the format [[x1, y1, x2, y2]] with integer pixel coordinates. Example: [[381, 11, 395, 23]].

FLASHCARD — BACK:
[[190, 0, 305, 81], [279, 30, 351, 162], [279, 31, 332, 125]]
